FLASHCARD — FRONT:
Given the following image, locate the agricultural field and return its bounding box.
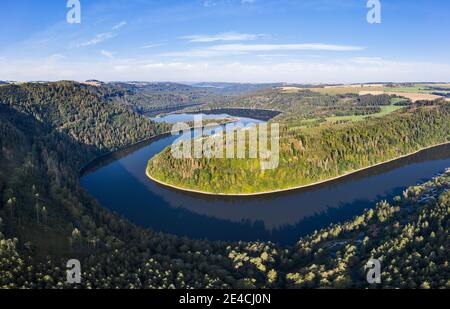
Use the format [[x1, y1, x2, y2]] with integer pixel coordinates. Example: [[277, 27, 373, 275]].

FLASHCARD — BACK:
[[384, 85, 431, 93], [284, 83, 448, 103], [282, 85, 384, 95], [385, 92, 443, 102], [425, 83, 450, 89]]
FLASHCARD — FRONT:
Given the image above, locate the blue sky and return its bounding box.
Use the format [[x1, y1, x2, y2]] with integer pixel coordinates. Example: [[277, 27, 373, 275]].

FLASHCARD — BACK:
[[1, 0, 449, 83]]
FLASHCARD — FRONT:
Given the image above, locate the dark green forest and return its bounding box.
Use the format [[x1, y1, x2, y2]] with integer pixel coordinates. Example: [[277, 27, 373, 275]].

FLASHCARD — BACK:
[[0, 82, 448, 289], [104, 82, 225, 115]]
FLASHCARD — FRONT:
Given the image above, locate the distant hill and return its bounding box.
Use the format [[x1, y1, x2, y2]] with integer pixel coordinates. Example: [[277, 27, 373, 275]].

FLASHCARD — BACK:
[[81, 79, 105, 87], [104, 82, 225, 115], [190, 82, 325, 95], [111, 81, 207, 93], [97, 81, 333, 117], [190, 82, 282, 95]]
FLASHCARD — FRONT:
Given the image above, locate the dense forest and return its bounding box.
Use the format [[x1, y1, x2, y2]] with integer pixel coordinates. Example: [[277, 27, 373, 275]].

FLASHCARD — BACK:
[[0, 82, 169, 153], [0, 82, 448, 289], [284, 171, 450, 288], [148, 101, 450, 194], [189, 82, 282, 95], [103, 82, 226, 115]]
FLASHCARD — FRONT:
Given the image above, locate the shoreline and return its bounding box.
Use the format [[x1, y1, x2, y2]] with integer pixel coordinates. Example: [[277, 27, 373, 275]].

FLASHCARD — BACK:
[[79, 131, 172, 176], [80, 109, 282, 176], [146, 141, 450, 197], [79, 119, 239, 176]]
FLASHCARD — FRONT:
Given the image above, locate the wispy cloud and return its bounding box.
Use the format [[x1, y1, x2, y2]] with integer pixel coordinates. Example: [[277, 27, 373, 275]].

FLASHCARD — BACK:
[[140, 43, 165, 49], [161, 50, 242, 58], [161, 43, 365, 58], [48, 54, 67, 61], [4, 55, 450, 84], [203, 0, 256, 7], [112, 21, 127, 31], [350, 57, 384, 65], [100, 50, 115, 59], [75, 21, 127, 48], [181, 32, 264, 43], [76, 32, 115, 48], [210, 43, 365, 52]]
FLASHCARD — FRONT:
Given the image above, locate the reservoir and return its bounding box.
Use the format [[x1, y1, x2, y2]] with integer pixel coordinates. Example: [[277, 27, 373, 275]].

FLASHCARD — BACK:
[[81, 113, 450, 245]]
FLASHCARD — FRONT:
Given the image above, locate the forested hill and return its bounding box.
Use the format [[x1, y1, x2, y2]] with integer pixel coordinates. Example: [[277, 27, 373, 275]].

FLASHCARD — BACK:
[[105, 82, 284, 115], [0, 82, 169, 154], [0, 81, 168, 260], [189, 82, 282, 95], [148, 102, 450, 194], [104, 82, 226, 115]]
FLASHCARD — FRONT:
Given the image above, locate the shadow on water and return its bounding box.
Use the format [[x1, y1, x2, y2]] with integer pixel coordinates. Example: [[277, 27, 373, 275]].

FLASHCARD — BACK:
[[81, 122, 450, 245]]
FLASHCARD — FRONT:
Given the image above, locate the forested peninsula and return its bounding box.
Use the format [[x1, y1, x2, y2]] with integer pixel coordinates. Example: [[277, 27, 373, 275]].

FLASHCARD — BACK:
[[147, 102, 450, 195]]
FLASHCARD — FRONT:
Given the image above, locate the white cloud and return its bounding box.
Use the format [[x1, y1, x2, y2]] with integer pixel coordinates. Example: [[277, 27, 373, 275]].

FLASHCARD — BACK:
[[76, 32, 115, 48], [141, 63, 165, 69], [133, 59, 450, 83], [74, 21, 126, 49], [210, 43, 365, 52], [112, 21, 127, 31], [101, 50, 115, 59], [160, 43, 365, 58], [350, 57, 384, 65], [161, 49, 245, 58], [2, 56, 450, 84], [256, 54, 290, 58], [141, 62, 209, 71], [181, 32, 264, 43], [140, 43, 165, 49], [113, 65, 131, 72], [203, 0, 256, 7], [47, 54, 67, 62]]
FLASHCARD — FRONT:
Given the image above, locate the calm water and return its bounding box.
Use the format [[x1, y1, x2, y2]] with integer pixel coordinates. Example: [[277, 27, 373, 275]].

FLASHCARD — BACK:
[[81, 114, 450, 245], [151, 113, 233, 123], [151, 113, 263, 125]]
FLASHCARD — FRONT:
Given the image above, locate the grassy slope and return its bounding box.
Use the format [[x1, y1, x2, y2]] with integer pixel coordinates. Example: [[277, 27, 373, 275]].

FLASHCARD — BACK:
[[325, 103, 404, 124]]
